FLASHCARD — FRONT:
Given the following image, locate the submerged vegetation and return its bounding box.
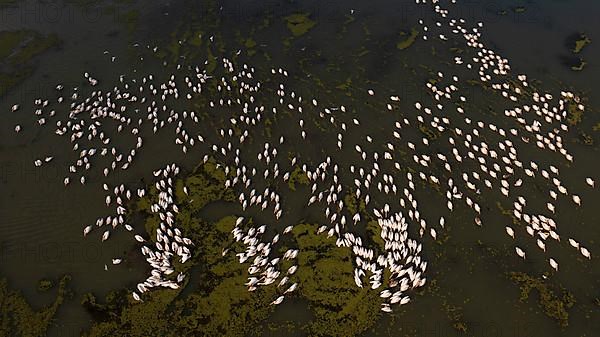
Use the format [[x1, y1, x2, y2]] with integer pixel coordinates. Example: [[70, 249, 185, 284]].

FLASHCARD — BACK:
[[509, 272, 576, 328], [0, 276, 70, 336], [1, 0, 598, 336], [572, 33, 591, 54], [81, 161, 383, 336], [284, 13, 316, 37], [397, 27, 419, 50], [0, 30, 60, 96]]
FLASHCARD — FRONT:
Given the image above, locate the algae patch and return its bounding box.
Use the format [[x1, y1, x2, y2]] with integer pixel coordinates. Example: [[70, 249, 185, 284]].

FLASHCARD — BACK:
[[0, 30, 61, 96], [284, 13, 316, 37], [572, 33, 591, 54], [397, 27, 419, 50], [1, 275, 70, 336], [509, 272, 575, 328]]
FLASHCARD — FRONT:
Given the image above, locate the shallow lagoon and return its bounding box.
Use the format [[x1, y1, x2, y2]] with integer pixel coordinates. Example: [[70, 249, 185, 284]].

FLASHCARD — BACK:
[[0, 1, 599, 336]]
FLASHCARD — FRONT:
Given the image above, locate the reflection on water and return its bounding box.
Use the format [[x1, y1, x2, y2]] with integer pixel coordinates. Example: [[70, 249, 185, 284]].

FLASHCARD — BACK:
[[0, 0, 599, 336]]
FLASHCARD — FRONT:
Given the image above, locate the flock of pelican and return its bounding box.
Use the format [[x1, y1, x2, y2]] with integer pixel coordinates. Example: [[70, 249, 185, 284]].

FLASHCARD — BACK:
[[7, 0, 594, 311]]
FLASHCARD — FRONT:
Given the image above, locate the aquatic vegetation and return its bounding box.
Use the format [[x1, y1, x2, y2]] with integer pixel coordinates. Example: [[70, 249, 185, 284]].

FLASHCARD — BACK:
[[572, 33, 591, 54], [0, 276, 70, 336], [287, 166, 310, 191], [84, 168, 384, 336], [397, 27, 419, 50], [0, 30, 60, 66], [4, 0, 599, 334], [571, 59, 586, 72], [37, 279, 54, 292], [0, 30, 60, 96], [579, 132, 594, 146], [284, 13, 316, 37], [567, 102, 584, 125], [119, 9, 140, 35], [243, 38, 257, 56], [291, 224, 383, 336], [509, 272, 575, 328]]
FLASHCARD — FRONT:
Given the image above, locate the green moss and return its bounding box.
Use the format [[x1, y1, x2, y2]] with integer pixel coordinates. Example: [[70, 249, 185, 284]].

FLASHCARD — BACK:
[[397, 27, 419, 50], [509, 272, 575, 328], [1, 275, 70, 336], [284, 13, 316, 37]]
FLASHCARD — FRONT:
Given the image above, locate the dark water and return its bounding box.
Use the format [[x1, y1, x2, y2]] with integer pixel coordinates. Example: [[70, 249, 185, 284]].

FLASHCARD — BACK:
[[0, 0, 599, 336]]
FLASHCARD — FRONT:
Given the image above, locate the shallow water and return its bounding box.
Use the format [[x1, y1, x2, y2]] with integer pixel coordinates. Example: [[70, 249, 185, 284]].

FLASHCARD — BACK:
[[0, 0, 599, 336]]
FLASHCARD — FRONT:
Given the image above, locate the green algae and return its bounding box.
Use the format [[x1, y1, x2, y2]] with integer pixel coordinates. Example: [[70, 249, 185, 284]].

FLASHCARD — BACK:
[[344, 193, 359, 215], [37, 279, 54, 292], [119, 9, 139, 35], [336, 77, 353, 92], [572, 33, 591, 54], [189, 32, 204, 47], [0, 30, 30, 59], [566, 103, 583, 126], [291, 224, 383, 336], [206, 46, 217, 73], [0, 0, 18, 7], [0, 30, 60, 66], [418, 123, 439, 140], [284, 13, 316, 37], [509, 272, 575, 328], [84, 155, 389, 337], [0, 67, 33, 97], [85, 162, 275, 337], [397, 27, 419, 50], [1, 275, 70, 336], [244, 38, 257, 56], [579, 132, 594, 145], [365, 220, 385, 249], [287, 166, 310, 191], [0, 30, 60, 96], [571, 58, 586, 72]]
